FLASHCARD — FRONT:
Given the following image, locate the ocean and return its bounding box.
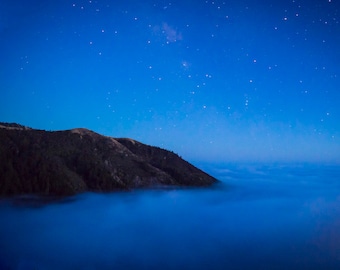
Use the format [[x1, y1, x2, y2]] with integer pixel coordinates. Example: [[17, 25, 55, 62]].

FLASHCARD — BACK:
[[0, 163, 339, 270]]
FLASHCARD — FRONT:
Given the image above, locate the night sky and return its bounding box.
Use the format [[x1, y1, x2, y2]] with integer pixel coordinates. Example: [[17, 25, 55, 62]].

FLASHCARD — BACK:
[[1, 0, 339, 163]]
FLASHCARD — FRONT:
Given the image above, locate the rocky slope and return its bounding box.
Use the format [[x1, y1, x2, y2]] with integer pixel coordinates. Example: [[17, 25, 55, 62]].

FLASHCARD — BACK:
[[0, 123, 218, 196]]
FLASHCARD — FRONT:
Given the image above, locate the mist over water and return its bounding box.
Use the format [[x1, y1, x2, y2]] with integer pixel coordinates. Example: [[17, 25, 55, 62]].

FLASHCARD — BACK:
[[0, 163, 340, 270]]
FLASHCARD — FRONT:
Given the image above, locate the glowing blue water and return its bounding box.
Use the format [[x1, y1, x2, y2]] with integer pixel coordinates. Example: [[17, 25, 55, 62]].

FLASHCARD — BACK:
[[0, 163, 339, 270]]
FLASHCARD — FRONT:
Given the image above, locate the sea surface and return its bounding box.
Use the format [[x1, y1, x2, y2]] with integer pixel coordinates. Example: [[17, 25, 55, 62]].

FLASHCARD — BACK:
[[0, 163, 340, 270]]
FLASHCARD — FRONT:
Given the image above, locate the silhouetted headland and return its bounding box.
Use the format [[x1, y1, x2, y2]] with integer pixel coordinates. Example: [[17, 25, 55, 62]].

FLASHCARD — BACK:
[[0, 122, 218, 196]]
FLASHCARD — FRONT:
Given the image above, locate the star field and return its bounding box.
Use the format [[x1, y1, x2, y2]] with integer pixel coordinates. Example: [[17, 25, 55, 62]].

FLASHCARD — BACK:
[[1, 0, 339, 163]]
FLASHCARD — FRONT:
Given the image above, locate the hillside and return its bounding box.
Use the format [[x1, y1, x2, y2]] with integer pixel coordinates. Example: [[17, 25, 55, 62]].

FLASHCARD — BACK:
[[0, 123, 218, 196]]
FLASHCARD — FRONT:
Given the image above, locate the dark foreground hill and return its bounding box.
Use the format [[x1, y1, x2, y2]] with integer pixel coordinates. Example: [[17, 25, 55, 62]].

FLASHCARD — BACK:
[[0, 123, 218, 196]]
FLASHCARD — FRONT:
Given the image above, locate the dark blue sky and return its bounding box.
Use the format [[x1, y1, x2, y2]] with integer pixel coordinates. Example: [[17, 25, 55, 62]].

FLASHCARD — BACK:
[[1, 0, 339, 163]]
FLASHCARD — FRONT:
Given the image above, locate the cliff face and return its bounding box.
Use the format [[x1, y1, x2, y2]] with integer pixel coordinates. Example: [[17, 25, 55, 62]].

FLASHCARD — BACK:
[[0, 123, 218, 196]]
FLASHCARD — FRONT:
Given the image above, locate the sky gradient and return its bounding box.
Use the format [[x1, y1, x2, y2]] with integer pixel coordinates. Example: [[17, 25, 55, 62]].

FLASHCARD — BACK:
[[1, 0, 339, 163]]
